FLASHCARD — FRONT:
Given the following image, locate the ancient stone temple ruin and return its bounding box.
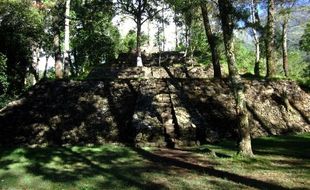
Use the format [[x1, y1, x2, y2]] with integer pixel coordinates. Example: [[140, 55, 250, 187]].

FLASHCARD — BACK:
[[0, 52, 309, 147]]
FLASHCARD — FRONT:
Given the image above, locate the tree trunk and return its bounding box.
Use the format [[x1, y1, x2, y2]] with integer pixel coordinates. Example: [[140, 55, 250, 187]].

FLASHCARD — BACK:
[[54, 33, 63, 79], [184, 25, 189, 58], [162, 6, 165, 52], [254, 40, 261, 77], [43, 55, 49, 79], [147, 20, 150, 46], [34, 47, 40, 82], [136, 17, 143, 66], [218, 0, 253, 157], [251, 0, 261, 77], [32, 46, 40, 83], [174, 10, 178, 50], [282, 16, 289, 77], [200, 3, 221, 79], [266, 0, 276, 78], [158, 24, 162, 66], [63, 0, 71, 77]]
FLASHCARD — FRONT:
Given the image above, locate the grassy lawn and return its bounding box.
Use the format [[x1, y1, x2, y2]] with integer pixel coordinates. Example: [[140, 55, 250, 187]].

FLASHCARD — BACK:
[[0, 133, 309, 190]]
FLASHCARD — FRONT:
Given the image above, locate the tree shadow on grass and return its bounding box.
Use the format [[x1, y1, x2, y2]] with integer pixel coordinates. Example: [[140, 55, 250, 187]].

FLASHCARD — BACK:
[[193, 148, 232, 158], [0, 147, 26, 170], [252, 135, 310, 159], [20, 146, 168, 189], [192, 134, 310, 159], [131, 147, 289, 190]]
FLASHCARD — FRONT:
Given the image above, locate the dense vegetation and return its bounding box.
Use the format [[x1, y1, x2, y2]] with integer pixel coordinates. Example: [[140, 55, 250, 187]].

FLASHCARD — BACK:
[[0, 0, 309, 155]]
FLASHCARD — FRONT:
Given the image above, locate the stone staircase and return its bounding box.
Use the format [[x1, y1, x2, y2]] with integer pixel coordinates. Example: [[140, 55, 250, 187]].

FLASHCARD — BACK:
[[131, 79, 209, 148], [154, 89, 176, 148], [132, 79, 184, 148], [167, 84, 195, 145]]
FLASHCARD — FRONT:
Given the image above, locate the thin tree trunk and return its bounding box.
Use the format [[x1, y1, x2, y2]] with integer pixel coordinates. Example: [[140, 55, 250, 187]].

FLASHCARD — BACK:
[[63, 0, 71, 77], [266, 0, 276, 78], [190, 46, 195, 66], [188, 27, 192, 58], [147, 20, 150, 46], [254, 39, 261, 76], [251, 0, 261, 77], [34, 47, 40, 82], [174, 10, 178, 50], [162, 6, 165, 52], [43, 55, 49, 79], [184, 25, 189, 58], [200, 3, 222, 79], [136, 18, 143, 66], [135, 0, 143, 66], [31, 46, 40, 83], [218, 0, 253, 157], [54, 33, 63, 79], [158, 24, 162, 66], [282, 16, 289, 77]]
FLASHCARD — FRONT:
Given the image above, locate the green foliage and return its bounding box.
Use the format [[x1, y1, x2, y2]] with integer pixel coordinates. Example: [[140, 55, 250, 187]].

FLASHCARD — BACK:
[[116, 0, 163, 22], [284, 50, 310, 90], [45, 68, 57, 79], [300, 22, 310, 53], [0, 0, 44, 94], [154, 19, 165, 51], [285, 51, 309, 78], [120, 30, 148, 53], [0, 52, 15, 108], [0, 53, 16, 109], [0, 53, 8, 95], [0, 94, 16, 109], [190, 18, 211, 64], [234, 40, 255, 74], [70, 0, 119, 77]]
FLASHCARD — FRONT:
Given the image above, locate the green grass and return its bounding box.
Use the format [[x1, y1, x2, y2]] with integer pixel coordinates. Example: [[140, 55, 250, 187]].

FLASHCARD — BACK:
[[0, 133, 309, 190]]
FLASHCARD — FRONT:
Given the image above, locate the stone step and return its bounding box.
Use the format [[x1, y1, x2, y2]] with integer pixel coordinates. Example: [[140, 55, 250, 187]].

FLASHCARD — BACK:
[[153, 103, 171, 108], [154, 100, 171, 105], [154, 95, 170, 101], [164, 123, 175, 133], [164, 118, 174, 125], [160, 112, 172, 120], [160, 115, 174, 122]]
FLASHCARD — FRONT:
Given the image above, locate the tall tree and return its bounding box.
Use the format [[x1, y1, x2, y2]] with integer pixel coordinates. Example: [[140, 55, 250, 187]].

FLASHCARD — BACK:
[[218, 0, 253, 156], [266, 0, 276, 78], [182, 3, 194, 58], [174, 6, 179, 50], [116, 0, 162, 66], [63, 0, 71, 77], [51, 1, 64, 79], [167, 0, 222, 76], [250, 0, 262, 77], [278, 0, 296, 77], [200, 1, 221, 79]]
